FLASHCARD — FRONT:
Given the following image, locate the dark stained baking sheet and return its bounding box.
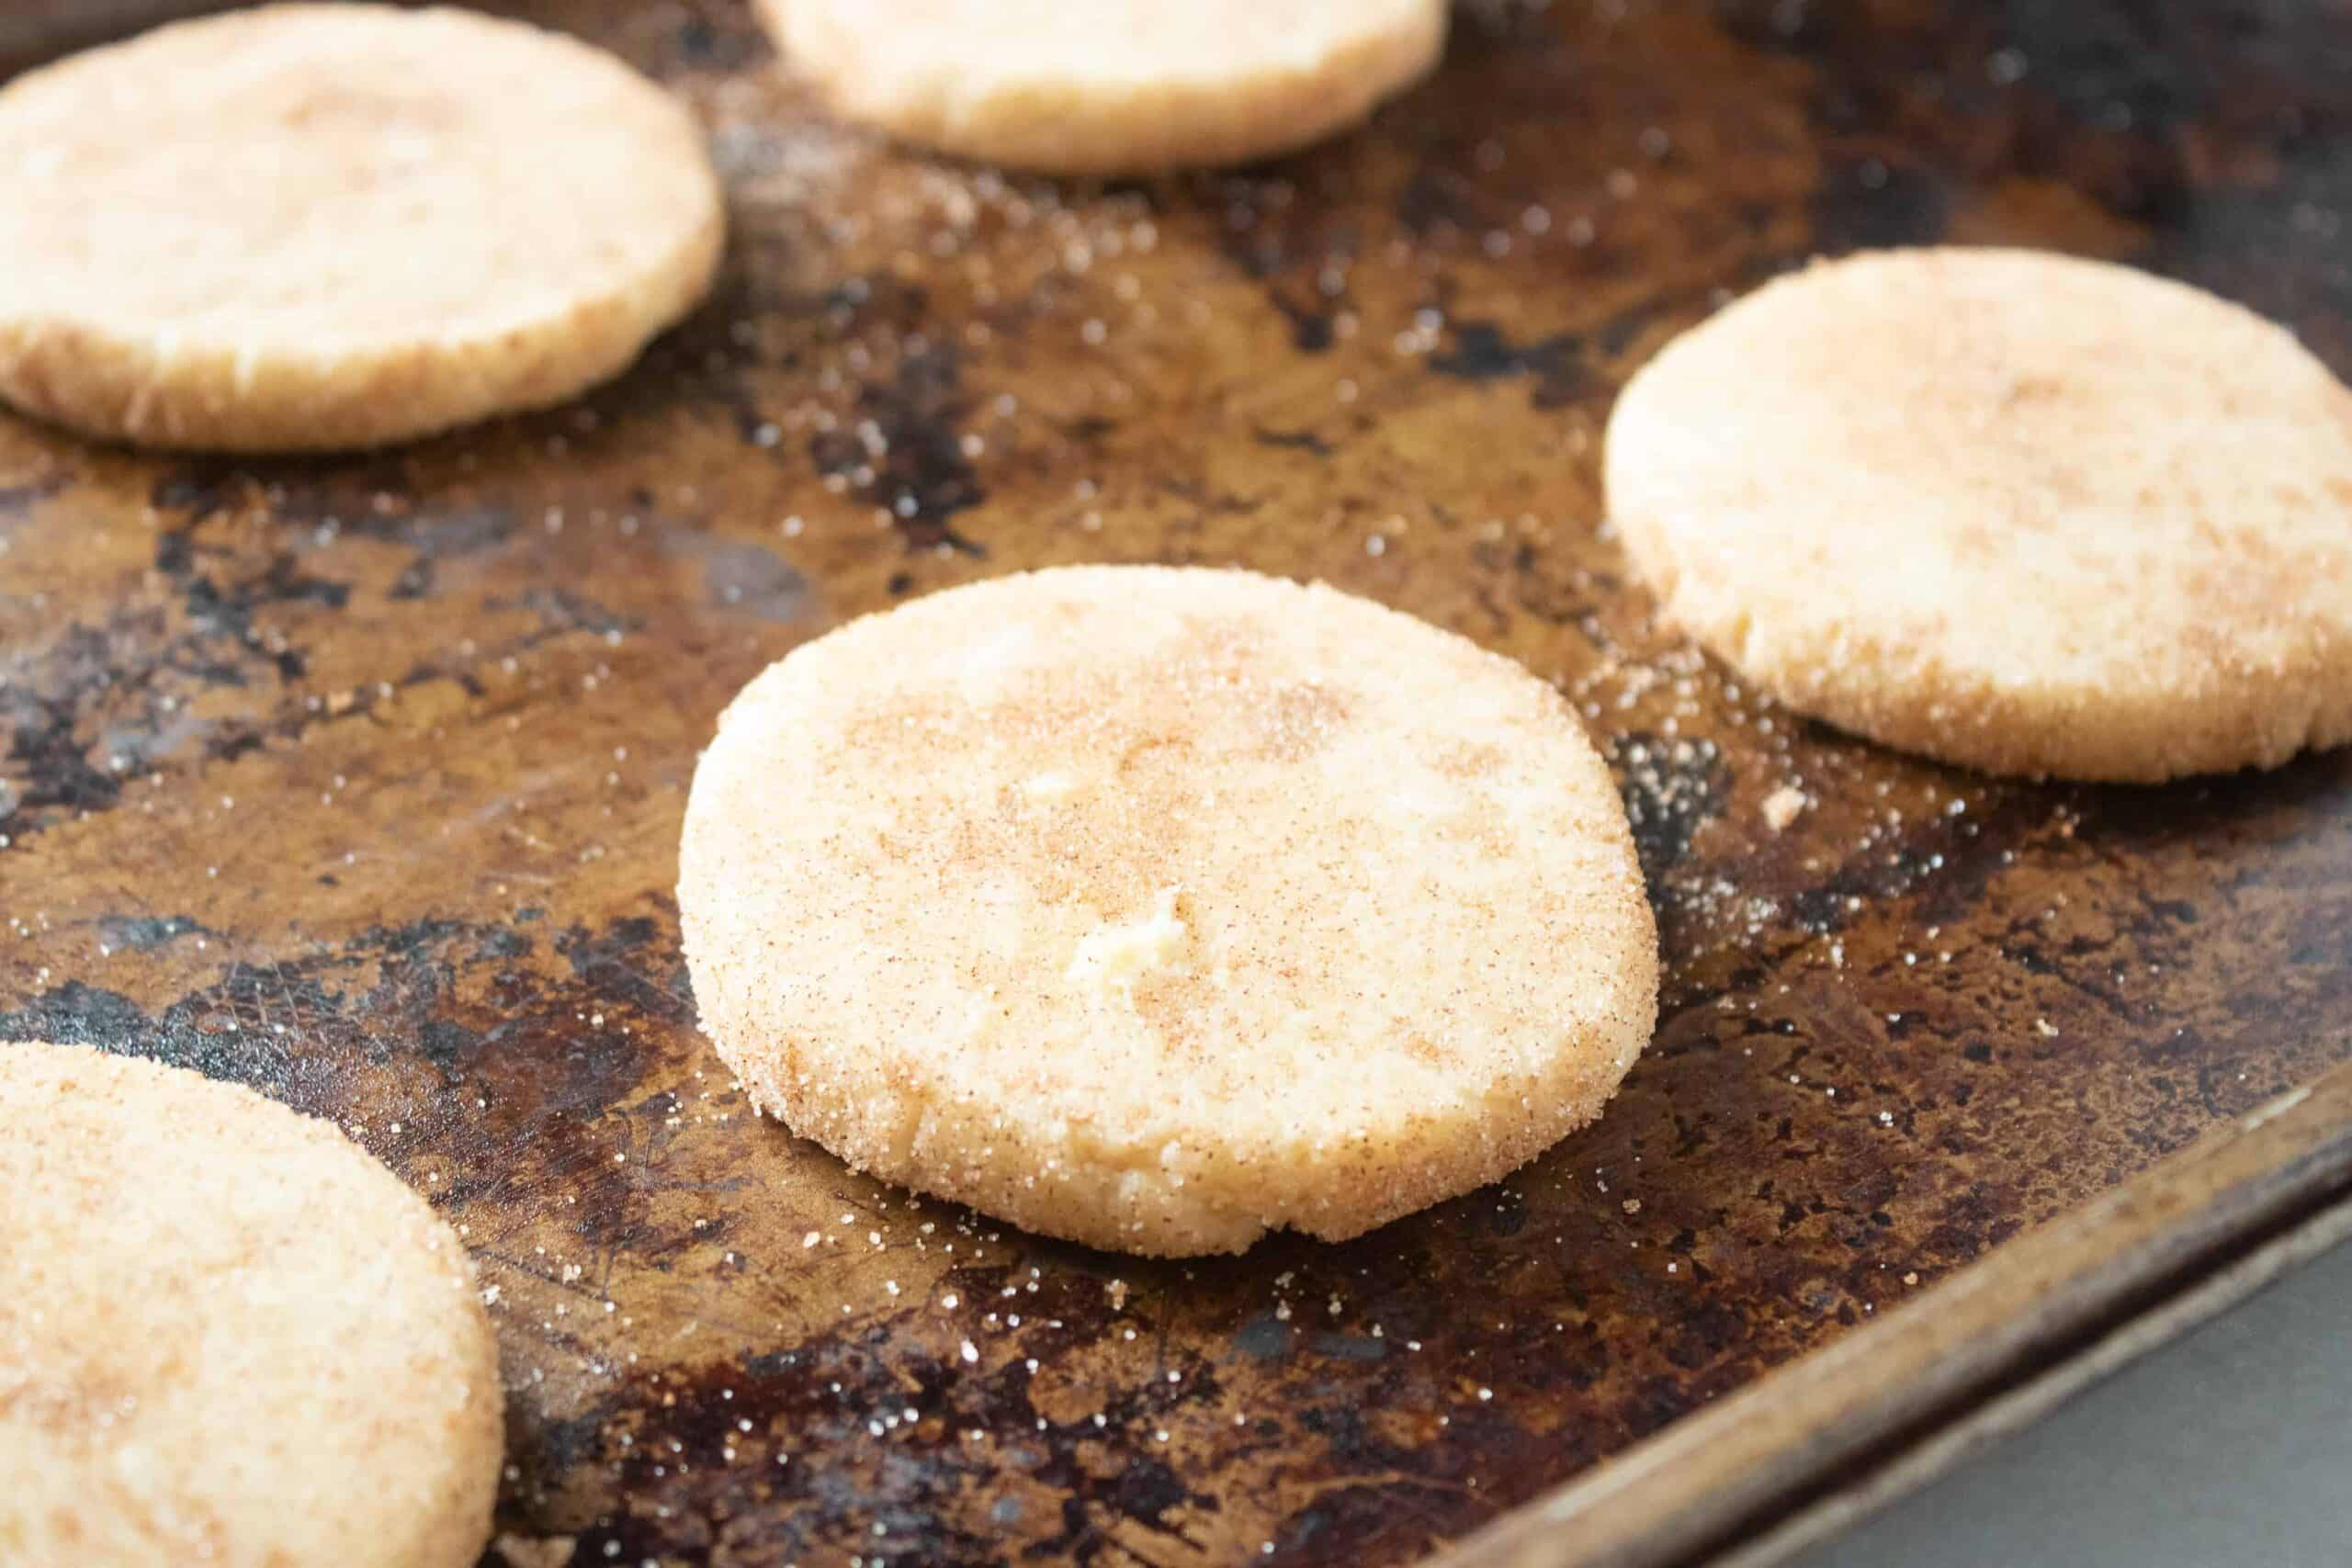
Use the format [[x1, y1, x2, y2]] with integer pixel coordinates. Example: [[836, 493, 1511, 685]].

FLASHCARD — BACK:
[[3, 2, 2349, 1563]]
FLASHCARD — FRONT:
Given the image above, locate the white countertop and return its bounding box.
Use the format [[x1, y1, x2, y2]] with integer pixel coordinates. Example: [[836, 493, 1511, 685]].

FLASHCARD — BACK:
[[1798, 1237, 2352, 1567]]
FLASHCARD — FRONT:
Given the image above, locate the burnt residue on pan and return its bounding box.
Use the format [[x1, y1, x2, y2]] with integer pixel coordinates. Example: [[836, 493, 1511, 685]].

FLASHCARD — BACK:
[[3, 1, 2350, 1563]]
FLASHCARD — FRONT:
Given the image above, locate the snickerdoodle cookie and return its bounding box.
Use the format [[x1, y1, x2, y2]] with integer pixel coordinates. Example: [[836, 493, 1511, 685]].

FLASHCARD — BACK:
[[680, 566, 1657, 1256], [0, 4, 723, 451], [1606, 247, 2352, 781], [758, 0, 1446, 175], [0, 1042, 503, 1566]]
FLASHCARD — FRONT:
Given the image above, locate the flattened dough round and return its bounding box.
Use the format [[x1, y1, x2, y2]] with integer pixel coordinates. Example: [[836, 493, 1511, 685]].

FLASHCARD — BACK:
[[679, 566, 1657, 1256], [1606, 247, 2352, 782], [0, 1042, 503, 1567], [0, 3, 724, 452], [759, 0, 1447, 175]]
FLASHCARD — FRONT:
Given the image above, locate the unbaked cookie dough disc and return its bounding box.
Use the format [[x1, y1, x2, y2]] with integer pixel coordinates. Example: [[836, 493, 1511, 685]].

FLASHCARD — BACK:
[[0, 1043, 503, 1566], [679, 566, 1657, 1257], [0, 3, 724, 452], [1605, 247, 2352, 782], [758, 0, 1447, 175]]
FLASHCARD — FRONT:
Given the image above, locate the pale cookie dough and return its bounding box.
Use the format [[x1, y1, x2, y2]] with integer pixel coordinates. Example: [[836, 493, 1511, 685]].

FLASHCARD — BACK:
[[758, 0, 1447, 175], [1606, 247, 2352, 782], [0, 1042, 503, 1567], [0, 3, 723, 452], [679, 566, 1657, 1256]]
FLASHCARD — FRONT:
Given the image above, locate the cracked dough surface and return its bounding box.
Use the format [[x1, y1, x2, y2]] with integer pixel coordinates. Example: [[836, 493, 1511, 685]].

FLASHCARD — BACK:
[[0, 3, 723, 452], [679, 566, 1657, 1256], [0, 1042, 503, 1567], [1606, 247, 2352, 782], [758, 0, 1447, 174]]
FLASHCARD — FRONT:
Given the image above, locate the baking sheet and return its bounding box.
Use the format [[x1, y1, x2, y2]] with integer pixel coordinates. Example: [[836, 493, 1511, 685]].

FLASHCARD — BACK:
[[3, 2, 2349, 1562]]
